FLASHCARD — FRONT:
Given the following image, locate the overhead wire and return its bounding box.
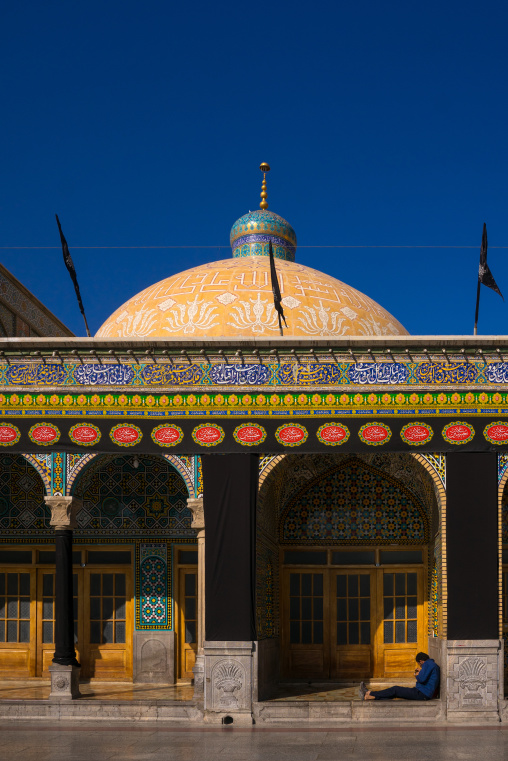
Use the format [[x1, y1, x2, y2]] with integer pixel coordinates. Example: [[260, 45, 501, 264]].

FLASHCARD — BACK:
[[1, 245, 508, 250]]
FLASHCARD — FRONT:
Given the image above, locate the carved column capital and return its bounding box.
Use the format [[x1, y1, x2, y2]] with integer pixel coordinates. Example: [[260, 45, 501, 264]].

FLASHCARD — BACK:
[[45, 496, 83, 530], [187, 497, 204, 531]]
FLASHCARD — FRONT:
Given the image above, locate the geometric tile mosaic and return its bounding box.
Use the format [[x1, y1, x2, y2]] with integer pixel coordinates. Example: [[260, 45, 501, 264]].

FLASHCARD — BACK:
[[137, 543, 169, 629], [72, 454, 193, 537], [0, 454, 49, 531], [280, 458, 428, 545]]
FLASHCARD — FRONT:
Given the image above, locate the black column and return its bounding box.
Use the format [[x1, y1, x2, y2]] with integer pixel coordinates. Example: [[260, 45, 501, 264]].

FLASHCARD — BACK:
[[202, 454, 258, 641], [53, 529, 79, 666], [446, 452, 498, 640]]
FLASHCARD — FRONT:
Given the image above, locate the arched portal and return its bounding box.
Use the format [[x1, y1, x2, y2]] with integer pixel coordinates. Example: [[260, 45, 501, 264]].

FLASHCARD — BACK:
[[0, 452, 197, 683], [257, 452, 441, 688], [69, 453, 194, 682], [0, 455, 48, 677]]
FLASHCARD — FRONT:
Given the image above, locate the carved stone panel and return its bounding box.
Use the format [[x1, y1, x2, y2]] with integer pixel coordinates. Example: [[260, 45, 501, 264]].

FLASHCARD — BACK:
[[458, 657, 487, 707], [211, 659, 246, 711], [445, 640, 501, 717], [203, 641, 253, 714]]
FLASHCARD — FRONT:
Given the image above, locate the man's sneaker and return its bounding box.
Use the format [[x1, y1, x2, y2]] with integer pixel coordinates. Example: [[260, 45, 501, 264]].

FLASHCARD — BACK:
[[359, 681, 367, 699]]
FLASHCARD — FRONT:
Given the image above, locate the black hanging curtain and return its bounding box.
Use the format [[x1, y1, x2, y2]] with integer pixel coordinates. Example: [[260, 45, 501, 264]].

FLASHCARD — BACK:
[[202, 454, 258, 642]]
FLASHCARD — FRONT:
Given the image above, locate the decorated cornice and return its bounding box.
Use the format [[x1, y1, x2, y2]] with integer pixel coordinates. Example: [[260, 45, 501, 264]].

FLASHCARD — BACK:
[[1, 354, 508, 390], [0, 337, 505, 454]]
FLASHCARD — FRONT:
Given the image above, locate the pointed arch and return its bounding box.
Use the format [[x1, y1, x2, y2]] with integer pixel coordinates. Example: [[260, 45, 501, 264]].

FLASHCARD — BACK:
[[279, 457, 430, 545], [161, 455, 195, 499]]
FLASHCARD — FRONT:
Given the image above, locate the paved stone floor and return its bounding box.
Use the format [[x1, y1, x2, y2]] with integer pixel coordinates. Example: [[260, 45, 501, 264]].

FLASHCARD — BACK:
[[0, 680, 401, 703], [269, 682, 399, 701], [0, 680, 194, 701], [0, 722, 507, 761]]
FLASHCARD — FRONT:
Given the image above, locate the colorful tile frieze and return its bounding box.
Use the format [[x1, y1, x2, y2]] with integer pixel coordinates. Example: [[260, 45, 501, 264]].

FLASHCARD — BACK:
[[51, 452, 65, 495], [66, 452, 97, 493], [137, 543, 169, 629], [3, 388, 508, 417], [498, 453, 508, 484], [195, 456, 203, 497], [420, 454, 446, 488], [347, 362, 409, 384], [259, 455, 278, 476], [5, 358, 508, 388]]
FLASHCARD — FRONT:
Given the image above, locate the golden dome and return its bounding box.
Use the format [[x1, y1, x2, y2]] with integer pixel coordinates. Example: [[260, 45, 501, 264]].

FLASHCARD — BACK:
[[96, 256, 408, 339]]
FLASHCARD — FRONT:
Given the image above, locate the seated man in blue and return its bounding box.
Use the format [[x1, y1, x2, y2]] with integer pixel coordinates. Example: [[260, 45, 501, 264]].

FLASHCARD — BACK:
[[360, 652, 440, 701]]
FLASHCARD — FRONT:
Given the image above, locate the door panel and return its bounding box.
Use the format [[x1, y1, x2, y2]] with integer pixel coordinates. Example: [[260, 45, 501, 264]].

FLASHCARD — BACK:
[[0, 554, 133, 680], [282, 564, 426, 680], [0, 569, 36, 677], [177, 569, 198, 679], [36, 571, 81, 677], [376, 570, 424, 678], [331, 571, 375, 679], [83, 570, 132, 680], [282, 570, 329, 678]]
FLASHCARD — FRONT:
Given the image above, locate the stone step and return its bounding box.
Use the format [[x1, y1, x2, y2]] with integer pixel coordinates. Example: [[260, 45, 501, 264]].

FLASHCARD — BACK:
[[0, 699, 201, 722], [254, 699, 444, 724]]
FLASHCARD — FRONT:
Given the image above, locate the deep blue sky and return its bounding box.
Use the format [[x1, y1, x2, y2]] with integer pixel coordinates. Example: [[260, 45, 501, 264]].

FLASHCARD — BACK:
[[1, 1, 508, 337]]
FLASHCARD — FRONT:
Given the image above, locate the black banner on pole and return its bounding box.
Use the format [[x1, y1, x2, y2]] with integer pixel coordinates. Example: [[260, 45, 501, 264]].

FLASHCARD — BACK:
[[56, 215, 91, 337]]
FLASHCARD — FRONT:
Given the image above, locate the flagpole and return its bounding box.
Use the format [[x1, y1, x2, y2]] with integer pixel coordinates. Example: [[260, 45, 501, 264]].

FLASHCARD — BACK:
[[262, 164, 288, 337], [80, 304, 92, 338], [474, 279, 480, 336]]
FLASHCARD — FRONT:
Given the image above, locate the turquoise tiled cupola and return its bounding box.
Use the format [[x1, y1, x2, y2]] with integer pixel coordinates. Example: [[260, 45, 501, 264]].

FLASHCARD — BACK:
[[229, 209, 297, 261]]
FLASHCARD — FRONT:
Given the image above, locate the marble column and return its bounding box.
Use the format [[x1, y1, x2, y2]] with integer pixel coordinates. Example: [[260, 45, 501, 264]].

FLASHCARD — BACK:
[[187, 497, 205, 699], [45, 496, 82, 701]]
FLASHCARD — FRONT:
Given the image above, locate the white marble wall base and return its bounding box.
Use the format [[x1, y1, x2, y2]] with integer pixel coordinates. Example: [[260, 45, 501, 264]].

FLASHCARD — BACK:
[[203, 641, 254, 720]]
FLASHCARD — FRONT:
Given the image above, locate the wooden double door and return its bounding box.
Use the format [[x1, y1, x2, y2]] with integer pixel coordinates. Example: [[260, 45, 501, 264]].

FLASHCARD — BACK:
[[0, 565, 132, 679], [282, 567, 425, 680]]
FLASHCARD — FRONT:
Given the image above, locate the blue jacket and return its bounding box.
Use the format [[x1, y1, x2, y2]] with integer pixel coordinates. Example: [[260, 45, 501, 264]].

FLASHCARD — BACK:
[[415, 658, 440, 698]]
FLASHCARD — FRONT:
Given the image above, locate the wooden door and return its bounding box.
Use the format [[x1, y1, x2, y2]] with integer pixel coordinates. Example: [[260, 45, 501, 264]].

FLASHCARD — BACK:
[[282, 569, 329, 679], [82, 569, 132, 680], [331, 570, 375, 679], [376, 569, 425, 678], [0, 568, 36, 677], [177, 569, 198, 680], [36, 571, 82, 677]]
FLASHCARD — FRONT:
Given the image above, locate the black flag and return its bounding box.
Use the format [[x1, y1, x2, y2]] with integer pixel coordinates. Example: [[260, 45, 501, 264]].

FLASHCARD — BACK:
[[478, 223, 503, 298], [55, 215, 91, 337], [269, 240, 287, 335], [474, 223, 504, 334]]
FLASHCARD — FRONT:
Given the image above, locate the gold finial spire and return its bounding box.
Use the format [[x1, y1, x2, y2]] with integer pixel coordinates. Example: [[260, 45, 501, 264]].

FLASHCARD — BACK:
[[259, 162, 270, 209]]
